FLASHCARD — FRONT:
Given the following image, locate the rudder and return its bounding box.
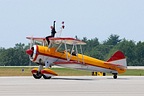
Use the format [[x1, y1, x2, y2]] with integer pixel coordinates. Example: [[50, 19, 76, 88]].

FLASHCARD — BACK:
[[107, 51, 127, 67]]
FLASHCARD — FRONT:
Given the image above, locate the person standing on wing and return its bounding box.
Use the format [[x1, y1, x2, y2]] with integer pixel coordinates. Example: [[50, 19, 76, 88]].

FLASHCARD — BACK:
[[46, 21, 56, 45]]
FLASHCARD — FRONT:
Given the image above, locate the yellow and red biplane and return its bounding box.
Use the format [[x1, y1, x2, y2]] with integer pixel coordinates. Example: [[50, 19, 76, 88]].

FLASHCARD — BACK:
[[26, 37, 127, 79]]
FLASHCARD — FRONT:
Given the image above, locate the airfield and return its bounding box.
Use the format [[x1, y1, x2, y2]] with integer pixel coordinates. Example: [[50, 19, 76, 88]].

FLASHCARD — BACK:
[[0, 76, 144, 96]]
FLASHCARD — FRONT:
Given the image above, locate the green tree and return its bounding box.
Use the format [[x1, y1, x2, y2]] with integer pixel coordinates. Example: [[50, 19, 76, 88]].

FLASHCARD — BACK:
[[135, 41, 144, 66], [82, 37, 100, 55], [0, 43, 29, 66], [107, 39, 136, 66], [13, 43, 29, 66], [89, 44, 112, 60], [103, 34, 121, 46], [1, 34, 144, 66]]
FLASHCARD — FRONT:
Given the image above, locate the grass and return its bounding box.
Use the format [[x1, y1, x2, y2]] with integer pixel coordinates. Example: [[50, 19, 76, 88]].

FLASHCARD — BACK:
[[0, 67, 33, 76], [119, 69, 144, 76], [0, 67, 144, 76], [0, 67, 91, 76]]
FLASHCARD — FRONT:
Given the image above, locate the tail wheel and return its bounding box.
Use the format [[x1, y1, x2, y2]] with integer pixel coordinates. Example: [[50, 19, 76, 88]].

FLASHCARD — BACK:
[[43, 75, 52, 79], [113, 73, 117, 79], [33, 72, 42, 79]]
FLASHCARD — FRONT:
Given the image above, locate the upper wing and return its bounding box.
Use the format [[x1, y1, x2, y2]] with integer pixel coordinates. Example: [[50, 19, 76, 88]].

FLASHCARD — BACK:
[[26, 37, 46, 42], [26, 37, 86, 45], [49, 37, 86, 45]]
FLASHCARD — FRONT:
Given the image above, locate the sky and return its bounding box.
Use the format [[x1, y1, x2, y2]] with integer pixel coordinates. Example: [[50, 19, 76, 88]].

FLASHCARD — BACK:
[[0, 0, 144, 48]]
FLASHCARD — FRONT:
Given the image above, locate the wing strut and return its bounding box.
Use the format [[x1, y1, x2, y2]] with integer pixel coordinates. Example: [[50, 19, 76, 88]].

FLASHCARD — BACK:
[[64, 40, 69, 60], [80, 44, 85, 64]]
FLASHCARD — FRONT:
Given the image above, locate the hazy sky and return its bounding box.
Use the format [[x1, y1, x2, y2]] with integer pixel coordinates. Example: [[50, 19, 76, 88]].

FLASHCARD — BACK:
[[0, 0, 144, 48]]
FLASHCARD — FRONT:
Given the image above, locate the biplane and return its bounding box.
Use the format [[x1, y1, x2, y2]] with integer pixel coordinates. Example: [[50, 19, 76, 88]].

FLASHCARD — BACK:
[[26, 36, 127, 79]]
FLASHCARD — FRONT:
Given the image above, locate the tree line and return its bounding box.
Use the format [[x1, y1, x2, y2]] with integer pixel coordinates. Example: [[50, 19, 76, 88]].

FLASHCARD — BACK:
[[0, 34, 144, 66]]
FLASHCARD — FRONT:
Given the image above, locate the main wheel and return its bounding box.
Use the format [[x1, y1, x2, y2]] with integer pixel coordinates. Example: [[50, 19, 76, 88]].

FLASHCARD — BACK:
[[33, 72, 42, 79], [43, 75, 52, 79]]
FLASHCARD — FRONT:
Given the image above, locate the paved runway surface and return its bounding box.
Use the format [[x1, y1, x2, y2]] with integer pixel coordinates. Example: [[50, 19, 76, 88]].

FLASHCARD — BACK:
[[0, 76, 144, 96]]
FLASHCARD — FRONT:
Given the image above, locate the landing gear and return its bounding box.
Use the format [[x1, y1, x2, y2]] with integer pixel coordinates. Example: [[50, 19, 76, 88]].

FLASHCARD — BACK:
[[113, 73, 117, 79], [43, 75, 52, 79], [31, 59, 57, 79], [32, 64, 43, 79], [31, 66, 57, 79], [33, 72, 42, 79], [32, 71, 52, 79]]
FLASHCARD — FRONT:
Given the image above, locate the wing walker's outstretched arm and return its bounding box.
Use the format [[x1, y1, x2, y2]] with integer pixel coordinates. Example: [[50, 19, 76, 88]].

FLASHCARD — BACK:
[[53, 21, 56, 29]]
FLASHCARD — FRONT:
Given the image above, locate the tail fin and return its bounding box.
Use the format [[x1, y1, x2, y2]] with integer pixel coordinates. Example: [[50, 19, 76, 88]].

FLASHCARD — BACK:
[[107, 51, 127, 67]]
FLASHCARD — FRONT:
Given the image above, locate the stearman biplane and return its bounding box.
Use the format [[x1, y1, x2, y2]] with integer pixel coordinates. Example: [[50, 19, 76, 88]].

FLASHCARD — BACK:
[[26, 36, 127, 79]]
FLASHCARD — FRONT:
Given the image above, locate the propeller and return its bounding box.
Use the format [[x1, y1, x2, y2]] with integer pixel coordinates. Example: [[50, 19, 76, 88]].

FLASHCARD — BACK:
[[30, 35, 34, 49], [26, 35, 34, 66]]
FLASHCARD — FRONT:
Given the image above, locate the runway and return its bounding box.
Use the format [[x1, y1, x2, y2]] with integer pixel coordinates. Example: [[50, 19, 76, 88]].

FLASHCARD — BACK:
[[0, 76, 144, 96]]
